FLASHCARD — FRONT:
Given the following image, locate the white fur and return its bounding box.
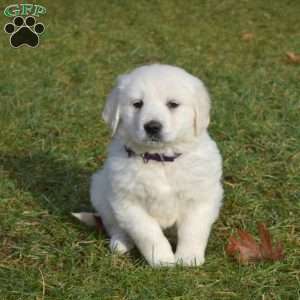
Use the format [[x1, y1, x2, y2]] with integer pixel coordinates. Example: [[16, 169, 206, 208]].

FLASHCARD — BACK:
[[91, 64, 223, 267]]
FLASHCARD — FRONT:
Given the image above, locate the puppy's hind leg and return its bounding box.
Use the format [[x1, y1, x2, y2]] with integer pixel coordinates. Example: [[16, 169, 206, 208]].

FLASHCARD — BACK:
[[90, 170, 134, 254], [109, 231, 134, 254]]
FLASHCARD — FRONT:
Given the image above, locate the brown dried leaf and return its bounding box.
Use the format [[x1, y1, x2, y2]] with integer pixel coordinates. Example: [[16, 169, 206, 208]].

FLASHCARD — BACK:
[[258, 223, 284, 261], [241, 32, 255, 41], [226, 223, 284, 264], [226, 236, 241, 256], [226, 230, 261, 263], [286, 52, 300, 64], [258, 223, 273, 258]]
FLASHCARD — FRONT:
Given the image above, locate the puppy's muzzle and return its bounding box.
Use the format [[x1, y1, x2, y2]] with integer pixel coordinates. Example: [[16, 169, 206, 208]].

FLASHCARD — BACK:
[[144, 120, 162, 140]]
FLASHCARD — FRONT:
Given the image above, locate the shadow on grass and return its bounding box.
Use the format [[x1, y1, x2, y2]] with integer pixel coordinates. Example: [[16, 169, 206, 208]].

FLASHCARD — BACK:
[[1, 151, 149, 263], [1, 151, 176, 263], [1, 151, 92, 215]]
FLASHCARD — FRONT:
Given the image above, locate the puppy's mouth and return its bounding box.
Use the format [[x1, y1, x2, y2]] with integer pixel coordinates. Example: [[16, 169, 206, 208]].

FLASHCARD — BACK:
[[137, 133, 166, 146], [141, 132, 175, 145], [129, 133, 175, 150], [144, 137, 163, 144], [149, 135, 162, 142], [130, 129, 172, 147]]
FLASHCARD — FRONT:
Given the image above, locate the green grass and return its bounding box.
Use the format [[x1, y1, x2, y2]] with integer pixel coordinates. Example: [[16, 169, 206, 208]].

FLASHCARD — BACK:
[[1, 0, 300, 299]]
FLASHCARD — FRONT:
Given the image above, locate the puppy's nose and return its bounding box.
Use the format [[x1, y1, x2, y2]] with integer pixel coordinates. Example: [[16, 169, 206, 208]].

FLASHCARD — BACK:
[[144, 120, 162, 136]]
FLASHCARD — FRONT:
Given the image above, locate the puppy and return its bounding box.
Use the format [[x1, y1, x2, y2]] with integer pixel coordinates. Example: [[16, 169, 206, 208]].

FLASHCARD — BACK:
[[90, 64, 223, 267]]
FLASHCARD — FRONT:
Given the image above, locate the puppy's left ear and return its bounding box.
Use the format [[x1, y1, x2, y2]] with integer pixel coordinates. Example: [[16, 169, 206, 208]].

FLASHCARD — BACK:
[[193, 79, 211, 136], [102, 74, 129, 136]]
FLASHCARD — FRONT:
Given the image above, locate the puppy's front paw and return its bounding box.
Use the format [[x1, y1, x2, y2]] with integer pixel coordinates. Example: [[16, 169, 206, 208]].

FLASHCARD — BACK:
[[175, 252, 205, 267], [146, 246, 176, 267], [150, 252, 176, 268]]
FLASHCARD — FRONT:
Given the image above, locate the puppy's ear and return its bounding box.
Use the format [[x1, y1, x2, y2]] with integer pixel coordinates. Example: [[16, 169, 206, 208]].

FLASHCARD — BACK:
[[102, 87, 120, 136], [102, 75, 129, 136], [193, 80, 211, 136]]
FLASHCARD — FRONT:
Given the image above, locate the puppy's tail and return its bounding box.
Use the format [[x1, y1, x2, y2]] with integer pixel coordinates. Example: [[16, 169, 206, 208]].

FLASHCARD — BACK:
[[71, 212, 100, 227]]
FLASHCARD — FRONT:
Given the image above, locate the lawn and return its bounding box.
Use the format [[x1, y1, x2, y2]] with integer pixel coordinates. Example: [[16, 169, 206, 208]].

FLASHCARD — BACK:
[[0, 0, 299, 299]]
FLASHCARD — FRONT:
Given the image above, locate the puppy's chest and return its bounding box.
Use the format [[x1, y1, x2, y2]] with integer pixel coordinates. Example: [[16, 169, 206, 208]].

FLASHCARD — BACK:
[[115, 161, 182, 227]]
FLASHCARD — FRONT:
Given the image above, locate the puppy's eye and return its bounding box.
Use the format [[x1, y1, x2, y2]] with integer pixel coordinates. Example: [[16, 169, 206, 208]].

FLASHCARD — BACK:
[[167, 101, 180, 109], [133, 100, 143, 109]]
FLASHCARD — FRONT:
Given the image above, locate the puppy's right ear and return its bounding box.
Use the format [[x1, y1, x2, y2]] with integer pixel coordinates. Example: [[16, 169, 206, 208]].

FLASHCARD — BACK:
[[102, 75, 129, 136], [102, 87, 120, 136]]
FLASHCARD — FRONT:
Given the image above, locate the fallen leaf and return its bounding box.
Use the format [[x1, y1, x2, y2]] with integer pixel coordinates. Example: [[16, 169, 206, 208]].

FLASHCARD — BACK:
[[226, 223, 284, 264], [241, 32, 255, 41], [226, 229, 262, 263], [286, 52, 300, 64], [258, 223, 284, 261]]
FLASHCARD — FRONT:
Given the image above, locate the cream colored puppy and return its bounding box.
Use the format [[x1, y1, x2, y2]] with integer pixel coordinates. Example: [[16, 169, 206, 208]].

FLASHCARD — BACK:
[[91, 64, 223, 267]]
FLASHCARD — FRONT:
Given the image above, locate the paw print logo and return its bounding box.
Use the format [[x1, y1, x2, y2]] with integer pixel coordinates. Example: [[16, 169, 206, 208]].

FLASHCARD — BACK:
[[4, 16, 45, 48]]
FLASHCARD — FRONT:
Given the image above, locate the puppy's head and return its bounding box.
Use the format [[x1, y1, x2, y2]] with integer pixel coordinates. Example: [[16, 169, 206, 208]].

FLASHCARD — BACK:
[[102, 64, 210, 147]]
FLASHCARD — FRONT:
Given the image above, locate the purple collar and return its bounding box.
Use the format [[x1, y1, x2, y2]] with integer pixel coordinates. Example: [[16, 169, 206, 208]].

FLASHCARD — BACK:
[[124, 146, 182, 163]]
